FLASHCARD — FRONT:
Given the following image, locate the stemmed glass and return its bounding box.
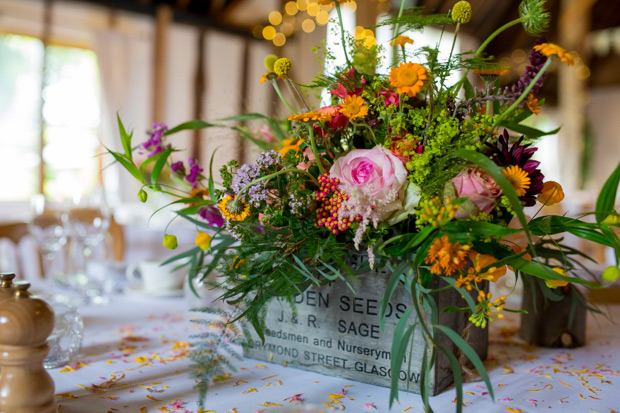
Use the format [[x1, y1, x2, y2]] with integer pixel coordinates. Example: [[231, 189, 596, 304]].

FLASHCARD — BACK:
[[62, 187, 111, 304], [29, 194, 67, 278]]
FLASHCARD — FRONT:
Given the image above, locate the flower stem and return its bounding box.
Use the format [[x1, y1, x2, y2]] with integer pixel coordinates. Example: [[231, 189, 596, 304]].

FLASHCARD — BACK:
[[287, 78, 310, 112], [452, 16, 528, 96], [308, 125, 326, 175], [391, 0, 407, 67], [491, 57, 553, 129], [271, 78, 297, 114], [334, 2, 351, 67]]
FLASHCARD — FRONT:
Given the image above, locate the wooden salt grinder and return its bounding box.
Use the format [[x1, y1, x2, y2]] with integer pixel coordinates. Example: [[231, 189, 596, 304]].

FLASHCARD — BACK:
[[0, 282, 56, 413], [0, 273, 15, 302]]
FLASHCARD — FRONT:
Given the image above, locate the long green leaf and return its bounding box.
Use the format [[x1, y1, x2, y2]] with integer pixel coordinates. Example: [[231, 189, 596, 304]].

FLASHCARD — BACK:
[[443, 220, 522, 237], [151, 148, 173, 184], [389, 307, 414, 407], [165, 120, 219, 136], [452, 149, 533, 247], [106, 148, 144, 184], [439, 346, 464, 413], [117, 114, 133, 160], [499, 121, 560, 138], [433, 324, 495, 401], [379, 261, 409, 332], [595, 160, 620, 223]]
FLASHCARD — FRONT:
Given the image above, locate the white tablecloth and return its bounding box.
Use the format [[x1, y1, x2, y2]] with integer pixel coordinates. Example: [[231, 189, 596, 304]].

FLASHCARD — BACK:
[[50, 291, 620, 413]]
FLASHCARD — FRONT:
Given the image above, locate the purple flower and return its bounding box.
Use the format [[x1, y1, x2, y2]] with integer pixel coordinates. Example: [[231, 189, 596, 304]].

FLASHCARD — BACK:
[[231, 162, 270, 207], [198, 205, 224, 228], [503, 37, 548, 98], [185, 158, 203, 189], [140, 123, 168, 157], [256, 150, 282, 169], [170, 161, 185, 176]]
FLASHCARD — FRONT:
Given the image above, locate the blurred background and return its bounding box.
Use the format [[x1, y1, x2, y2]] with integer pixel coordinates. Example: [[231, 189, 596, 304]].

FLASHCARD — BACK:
[[1, 0, 619, 279]]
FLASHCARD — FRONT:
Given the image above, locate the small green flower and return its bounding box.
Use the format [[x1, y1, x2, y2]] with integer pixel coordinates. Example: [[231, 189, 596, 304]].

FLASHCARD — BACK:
[[264, 54, 278, 71], [163, 234, 178, 250], [519, 0, 550, 36], [451, 1, 472, 24], [273, 57, 292, 76], [137, 189, 148, 203]]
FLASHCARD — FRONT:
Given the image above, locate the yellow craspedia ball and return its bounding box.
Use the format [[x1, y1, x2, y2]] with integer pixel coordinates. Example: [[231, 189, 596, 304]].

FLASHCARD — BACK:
[[264, 54, 278, 71], [274, 57, 292, 76], [451, 1, 472, 24], [163, 234, 178, 250]]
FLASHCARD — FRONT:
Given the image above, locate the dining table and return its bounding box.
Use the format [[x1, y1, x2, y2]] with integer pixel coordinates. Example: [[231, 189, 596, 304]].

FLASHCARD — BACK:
[[48, 285, 620, 413]]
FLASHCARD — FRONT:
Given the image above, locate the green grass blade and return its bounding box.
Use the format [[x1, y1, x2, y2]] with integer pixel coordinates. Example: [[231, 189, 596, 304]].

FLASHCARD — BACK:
[[595, 160, 620, 223], [433, 324, 495, 400], [379, 261, 409, 332]]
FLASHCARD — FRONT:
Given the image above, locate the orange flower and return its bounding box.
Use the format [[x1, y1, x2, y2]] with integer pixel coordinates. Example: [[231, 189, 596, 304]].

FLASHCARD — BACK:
[[533, 43, 575, 66], [502, 165, 531, 197], [537, 181, 564, 205], [389, 62, 427, 97], [390, 36, 413, 47], [288, 110, 332, 123], [339, 95, 368, 120], [425, 235, 471, 276], [545, 267, 569, 289], [472, 67, 510, 76], [526, 94, 541, 115], [468, 251, 507, 282]]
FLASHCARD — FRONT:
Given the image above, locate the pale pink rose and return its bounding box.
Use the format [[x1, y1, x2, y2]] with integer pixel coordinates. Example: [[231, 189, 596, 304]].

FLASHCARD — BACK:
[[330, 146, 408, 218], [452, 167, 501, 218]]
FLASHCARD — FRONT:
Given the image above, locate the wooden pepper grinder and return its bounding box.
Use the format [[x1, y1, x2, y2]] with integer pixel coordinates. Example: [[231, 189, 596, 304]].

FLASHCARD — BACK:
[[0, 282, 56, 413], [0, 273, 15, 302]]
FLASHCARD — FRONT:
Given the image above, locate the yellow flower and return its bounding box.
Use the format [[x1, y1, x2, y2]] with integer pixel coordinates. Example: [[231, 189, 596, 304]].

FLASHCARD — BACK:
[[502, 165, 531, 197], [339, 95, 368, 120], [533, 43, 575, 65], [526, 93, 541, 115], [425, 235, 471, 276], [451, 1, 472, 24], [390, 36, 413, 47], [218, 195, 250, 221], [389, 62, 427, 97], [537, 181, 564, 205], [468, 251, 507, 282], [278, 138, 304, 155], [195, 232, 212, 251], [163, 234, 178, 250], [273, 57, 292, 76], [545, 267, 569, 289], [288, 110, 332, 123], [472, 67, 510, 77], [603, 210, 620, 225]]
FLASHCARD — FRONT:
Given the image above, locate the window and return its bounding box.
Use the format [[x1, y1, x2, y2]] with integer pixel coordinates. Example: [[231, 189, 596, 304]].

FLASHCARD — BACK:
[[0, 33, 101, 202]]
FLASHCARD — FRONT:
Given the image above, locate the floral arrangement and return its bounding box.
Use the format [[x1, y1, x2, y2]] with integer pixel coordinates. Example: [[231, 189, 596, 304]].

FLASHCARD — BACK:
[[109, 0, 620, 410]]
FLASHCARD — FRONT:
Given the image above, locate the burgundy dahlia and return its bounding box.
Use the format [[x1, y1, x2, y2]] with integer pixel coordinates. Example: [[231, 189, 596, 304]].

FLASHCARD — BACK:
[[487, 130, 544, 206]]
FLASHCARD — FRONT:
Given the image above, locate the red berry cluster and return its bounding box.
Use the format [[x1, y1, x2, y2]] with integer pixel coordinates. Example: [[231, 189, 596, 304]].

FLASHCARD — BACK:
[[314, 174, 359, 235]]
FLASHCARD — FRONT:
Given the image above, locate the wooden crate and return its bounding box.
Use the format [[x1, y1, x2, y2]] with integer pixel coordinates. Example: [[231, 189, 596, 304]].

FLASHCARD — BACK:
[[245, 265, 487, 395]]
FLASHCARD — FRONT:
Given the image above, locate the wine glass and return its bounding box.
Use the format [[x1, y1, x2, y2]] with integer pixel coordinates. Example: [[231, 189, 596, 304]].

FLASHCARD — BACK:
[[62, 187, 111, 304], [29, 194, 67, 278]]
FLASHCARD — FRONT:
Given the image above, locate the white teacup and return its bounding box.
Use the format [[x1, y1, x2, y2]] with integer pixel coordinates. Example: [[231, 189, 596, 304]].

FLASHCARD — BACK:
[[125, 260, 187, 294]]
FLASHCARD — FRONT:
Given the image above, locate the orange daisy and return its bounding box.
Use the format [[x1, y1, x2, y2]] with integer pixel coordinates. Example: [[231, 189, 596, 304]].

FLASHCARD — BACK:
[[502, 165, 531, 197], [526, 94, 541, 115], [339, 95, 368, 120], [389, 62, 427, 97], [533, 43, 575, 66], [288, 110, 332, 123], [390, 36, 413, 47]]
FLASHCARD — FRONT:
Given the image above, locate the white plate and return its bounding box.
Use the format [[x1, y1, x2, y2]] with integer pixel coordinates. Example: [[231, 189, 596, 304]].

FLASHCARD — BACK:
[[123, 283, 184, 298]]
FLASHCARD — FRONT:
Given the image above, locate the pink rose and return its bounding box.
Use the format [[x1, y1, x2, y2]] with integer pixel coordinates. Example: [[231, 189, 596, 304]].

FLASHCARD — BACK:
[[451, 167, 501, 218], [330, 146, 407, 218]]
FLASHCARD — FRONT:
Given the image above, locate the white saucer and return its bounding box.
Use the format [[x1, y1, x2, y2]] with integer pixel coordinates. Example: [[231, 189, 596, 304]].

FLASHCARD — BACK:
[[123, 284, 184, 298]]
